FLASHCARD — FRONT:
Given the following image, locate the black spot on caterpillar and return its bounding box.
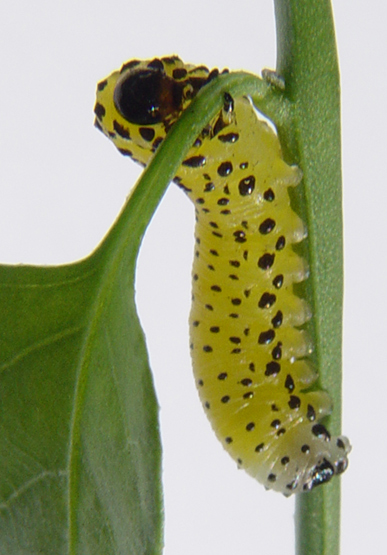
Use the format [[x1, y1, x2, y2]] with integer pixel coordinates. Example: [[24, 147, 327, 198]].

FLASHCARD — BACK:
[[94, 55, 351, 495]]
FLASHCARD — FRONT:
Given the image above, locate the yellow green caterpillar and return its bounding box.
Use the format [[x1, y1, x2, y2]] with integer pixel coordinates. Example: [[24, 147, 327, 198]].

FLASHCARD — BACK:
[[94, 55, 350, 495]]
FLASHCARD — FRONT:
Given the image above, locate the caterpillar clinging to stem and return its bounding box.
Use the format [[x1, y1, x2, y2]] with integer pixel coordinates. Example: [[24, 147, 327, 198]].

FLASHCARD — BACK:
[[94, 55, 350, 495]]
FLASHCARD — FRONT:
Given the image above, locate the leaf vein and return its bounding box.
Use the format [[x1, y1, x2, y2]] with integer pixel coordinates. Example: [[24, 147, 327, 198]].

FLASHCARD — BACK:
[[0, 325, 84, 373], [0, 469, 67, 510]]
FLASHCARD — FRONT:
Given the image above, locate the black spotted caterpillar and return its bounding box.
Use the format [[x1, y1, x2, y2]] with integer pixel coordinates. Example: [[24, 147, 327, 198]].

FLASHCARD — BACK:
[[94, 55, 350, 495]]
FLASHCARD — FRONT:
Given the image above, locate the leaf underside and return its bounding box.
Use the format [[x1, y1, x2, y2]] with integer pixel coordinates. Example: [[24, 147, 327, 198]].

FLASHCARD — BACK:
[[0, 254, 162, 554]]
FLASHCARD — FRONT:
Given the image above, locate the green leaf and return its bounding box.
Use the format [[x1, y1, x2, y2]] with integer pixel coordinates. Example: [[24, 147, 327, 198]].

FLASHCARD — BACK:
[[0, 71, 271, 554], [0, 244, 163, 554]]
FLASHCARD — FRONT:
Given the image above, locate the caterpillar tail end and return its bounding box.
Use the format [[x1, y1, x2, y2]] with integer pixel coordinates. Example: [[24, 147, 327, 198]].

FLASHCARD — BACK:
[[301, 435, 351, 493]]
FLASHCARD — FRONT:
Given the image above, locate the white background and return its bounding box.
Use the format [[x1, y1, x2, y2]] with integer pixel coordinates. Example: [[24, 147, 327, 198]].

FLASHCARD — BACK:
[[0, 1, 385, 553]]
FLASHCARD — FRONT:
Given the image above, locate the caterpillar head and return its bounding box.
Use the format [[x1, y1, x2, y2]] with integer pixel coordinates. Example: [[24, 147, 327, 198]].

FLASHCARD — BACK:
[[94, 57, 223, 166]]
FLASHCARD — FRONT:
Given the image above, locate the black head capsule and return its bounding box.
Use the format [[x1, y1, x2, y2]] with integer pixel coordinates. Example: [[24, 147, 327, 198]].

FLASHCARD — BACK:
[[114, 68, 184, 125]]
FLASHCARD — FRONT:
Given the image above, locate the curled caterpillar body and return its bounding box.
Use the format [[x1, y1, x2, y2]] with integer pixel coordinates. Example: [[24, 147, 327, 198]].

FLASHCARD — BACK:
[[94, 56, 351, 495]]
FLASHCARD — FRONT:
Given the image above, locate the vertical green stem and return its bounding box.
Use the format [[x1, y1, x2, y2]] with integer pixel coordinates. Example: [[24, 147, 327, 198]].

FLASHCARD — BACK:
[[272, 1, 344, 554]]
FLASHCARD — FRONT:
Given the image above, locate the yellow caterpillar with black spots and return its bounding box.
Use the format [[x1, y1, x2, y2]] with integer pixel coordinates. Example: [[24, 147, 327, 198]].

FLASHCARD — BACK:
[[94, 55, 350, 495]]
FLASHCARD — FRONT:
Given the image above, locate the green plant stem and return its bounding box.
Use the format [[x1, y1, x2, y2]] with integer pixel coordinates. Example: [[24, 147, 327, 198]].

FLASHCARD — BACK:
[[272, 1, 344, 554]]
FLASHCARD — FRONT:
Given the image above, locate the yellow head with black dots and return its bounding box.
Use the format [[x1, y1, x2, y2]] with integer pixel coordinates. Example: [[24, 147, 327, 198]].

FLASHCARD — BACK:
[[94, 55, 225, 167]]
